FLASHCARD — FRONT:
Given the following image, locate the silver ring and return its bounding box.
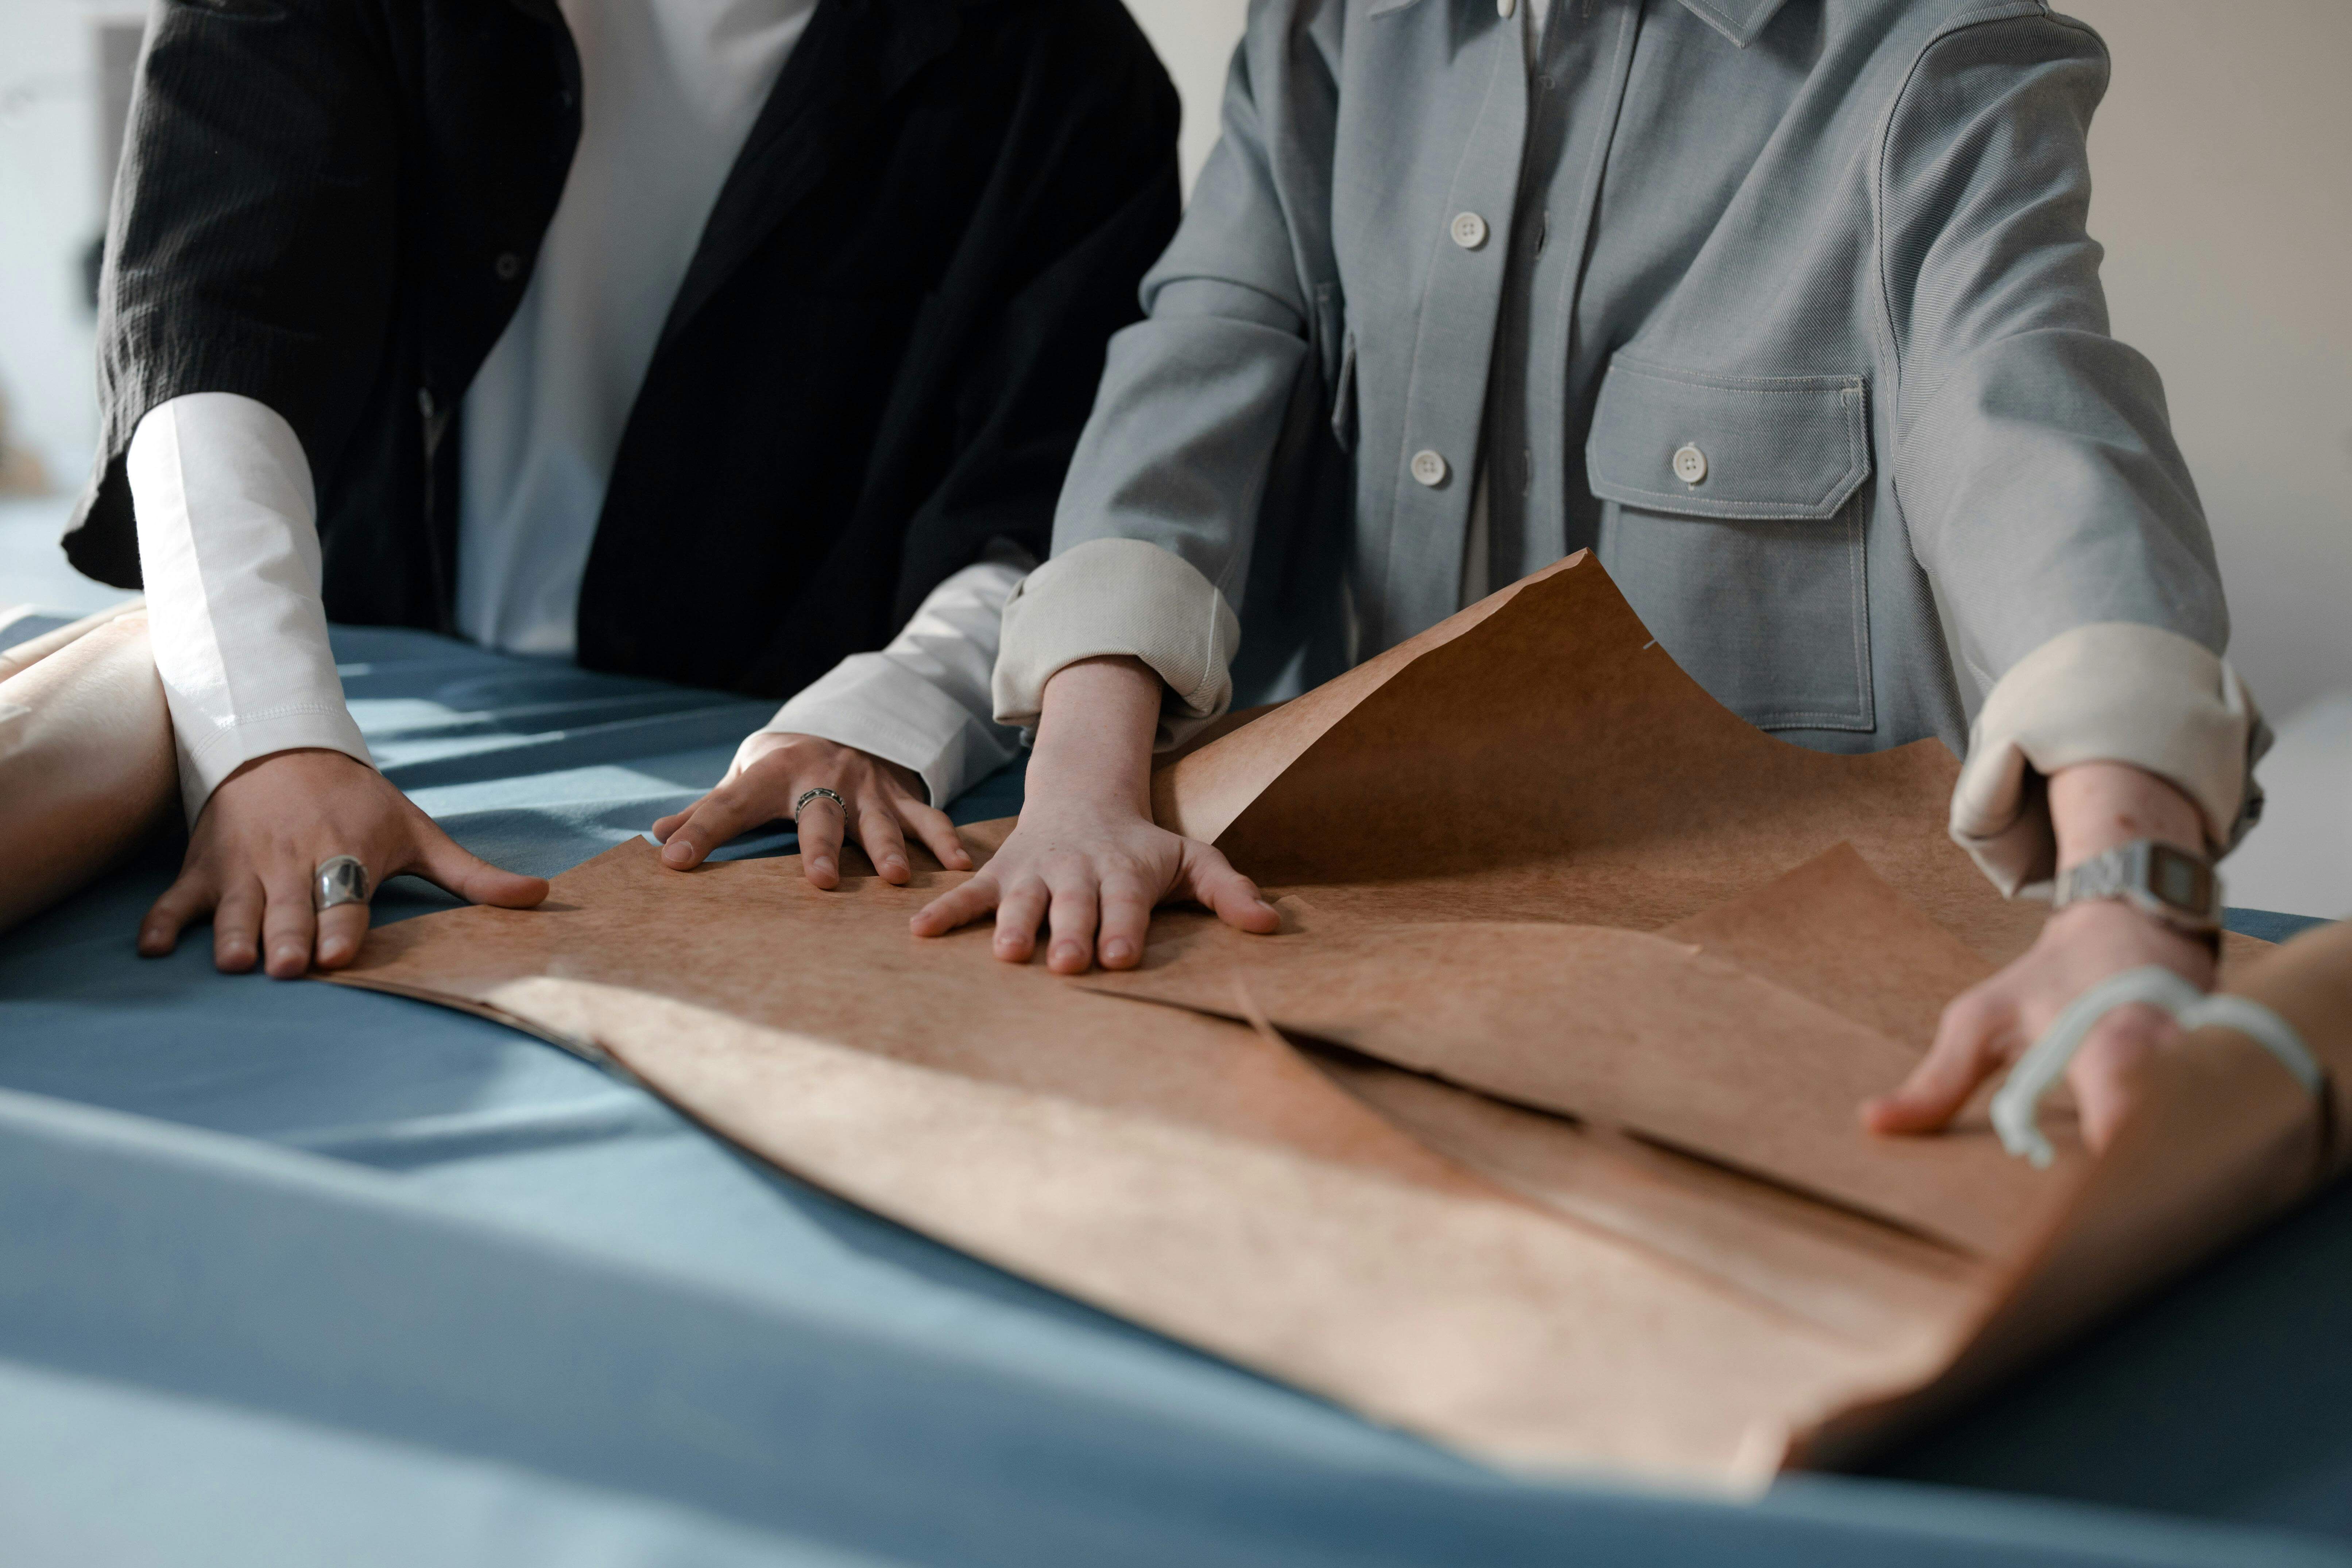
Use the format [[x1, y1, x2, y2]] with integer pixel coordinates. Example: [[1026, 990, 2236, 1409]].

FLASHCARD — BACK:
[[314, 855, 371, 911], [793, 787, 847, 824]]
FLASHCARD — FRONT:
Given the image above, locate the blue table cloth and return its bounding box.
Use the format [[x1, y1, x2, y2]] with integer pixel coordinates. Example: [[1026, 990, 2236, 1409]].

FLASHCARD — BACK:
[[1, 622, 2344, 1568]]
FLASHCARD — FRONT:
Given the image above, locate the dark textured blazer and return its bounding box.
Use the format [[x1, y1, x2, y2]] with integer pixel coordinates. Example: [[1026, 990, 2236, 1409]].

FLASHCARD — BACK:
[[69, 0, 1180, 697]]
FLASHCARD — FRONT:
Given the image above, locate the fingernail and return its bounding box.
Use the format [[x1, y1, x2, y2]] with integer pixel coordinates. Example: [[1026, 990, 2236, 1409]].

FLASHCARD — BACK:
[[1102, 939, 1134, 964], [812, 857, 835, 878], [662, 841, 692, 866], [1051, 942, 1080, 965]]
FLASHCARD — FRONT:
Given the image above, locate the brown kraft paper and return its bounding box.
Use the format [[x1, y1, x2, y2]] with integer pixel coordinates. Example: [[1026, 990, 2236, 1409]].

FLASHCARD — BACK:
[[331, 554, 2339, 1487]]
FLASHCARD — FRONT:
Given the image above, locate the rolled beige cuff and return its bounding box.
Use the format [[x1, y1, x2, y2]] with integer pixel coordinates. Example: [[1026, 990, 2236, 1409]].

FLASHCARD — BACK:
[[992, 538, 1240, 750], [1950, 622, 2267, 897]]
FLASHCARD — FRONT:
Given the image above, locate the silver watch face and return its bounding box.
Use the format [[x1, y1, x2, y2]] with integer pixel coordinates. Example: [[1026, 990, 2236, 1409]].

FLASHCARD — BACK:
[[2055, 840, 2220, 930], [2147, 841, 2217, 919]]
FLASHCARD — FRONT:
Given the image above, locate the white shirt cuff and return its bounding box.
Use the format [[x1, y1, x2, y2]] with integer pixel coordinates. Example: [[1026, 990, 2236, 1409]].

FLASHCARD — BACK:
[[991, 537, 1239, 748], [127, 392, 374, 821], [761, 552, 1026, 807], [1949, 621, 2267, 897]]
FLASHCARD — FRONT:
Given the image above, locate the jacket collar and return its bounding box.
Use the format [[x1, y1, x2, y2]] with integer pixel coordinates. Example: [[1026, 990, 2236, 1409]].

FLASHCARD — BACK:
[[1367, 0, 1793, 49]]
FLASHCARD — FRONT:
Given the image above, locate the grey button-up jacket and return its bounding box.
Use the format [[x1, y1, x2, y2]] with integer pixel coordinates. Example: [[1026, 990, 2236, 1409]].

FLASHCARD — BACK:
[[997, 0, 2261, 886]]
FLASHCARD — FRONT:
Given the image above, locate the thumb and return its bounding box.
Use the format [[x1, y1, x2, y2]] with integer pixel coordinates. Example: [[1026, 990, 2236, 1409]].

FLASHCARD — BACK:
[[409, 822, 549, 909], [1183, 843, 1281, 934], [1863, 992, 2015, 1136]]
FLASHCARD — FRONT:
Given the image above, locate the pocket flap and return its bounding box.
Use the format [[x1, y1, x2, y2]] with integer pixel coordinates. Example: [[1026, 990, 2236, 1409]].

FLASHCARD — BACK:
[[1586, 356, 1870, 522]]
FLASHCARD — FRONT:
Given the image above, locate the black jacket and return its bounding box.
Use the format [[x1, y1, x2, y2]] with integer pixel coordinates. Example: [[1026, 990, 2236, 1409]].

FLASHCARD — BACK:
[[70, 0, 1179, 697]]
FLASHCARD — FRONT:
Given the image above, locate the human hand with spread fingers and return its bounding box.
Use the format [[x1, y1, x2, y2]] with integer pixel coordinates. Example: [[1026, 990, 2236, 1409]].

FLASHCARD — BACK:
[[653, 732, 973, 889], [909, 656, 1280, 974], [1865, 760, 2220, 1151], [139, 747, 548, 978]]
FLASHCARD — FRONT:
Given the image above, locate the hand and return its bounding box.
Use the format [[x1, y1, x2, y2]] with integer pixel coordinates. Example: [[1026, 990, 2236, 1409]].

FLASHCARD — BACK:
[[909, 656, 1278, 973], [1864, 760, 2216, 1150], [1864, 899, 2212, 1148], [911, 789, 1280, 973], [651, 732, 971, 888], [139, 748, 548, 978]]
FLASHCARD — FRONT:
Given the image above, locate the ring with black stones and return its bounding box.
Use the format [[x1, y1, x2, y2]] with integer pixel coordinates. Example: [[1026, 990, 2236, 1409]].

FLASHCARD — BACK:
[[793, 787, 847, 824], [313, 855, 372, 911]]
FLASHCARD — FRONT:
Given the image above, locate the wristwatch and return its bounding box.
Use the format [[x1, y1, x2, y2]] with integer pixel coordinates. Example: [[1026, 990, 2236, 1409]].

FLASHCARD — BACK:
[[2049, 838, 2223, 944]]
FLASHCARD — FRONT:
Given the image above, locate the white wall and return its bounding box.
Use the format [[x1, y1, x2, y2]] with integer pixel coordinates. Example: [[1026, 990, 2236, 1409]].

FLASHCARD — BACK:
[[2016, 1, 2352, 915], [2062, 0, 2352, 725], [1121, 0, 1249, 196], [0, 0, 135, 489]]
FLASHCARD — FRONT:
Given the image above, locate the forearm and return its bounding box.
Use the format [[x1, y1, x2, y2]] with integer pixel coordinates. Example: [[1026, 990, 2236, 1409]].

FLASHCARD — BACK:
[[988, 275, 1313, 739], [986, 17, 1324, 748], [1025, 656, 1162, 816], [129, 393, 371, 820], [2048, 761, 2206, 870]]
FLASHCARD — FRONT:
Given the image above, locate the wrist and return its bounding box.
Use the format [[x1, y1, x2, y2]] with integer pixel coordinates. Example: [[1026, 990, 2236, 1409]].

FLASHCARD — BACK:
[[2048, 760, 2206, 871], [1021, 760, 1151, 819], [218, 746, 372, 789], [2045, 895, 2217, 976], [1027, 656, 1161, 818]]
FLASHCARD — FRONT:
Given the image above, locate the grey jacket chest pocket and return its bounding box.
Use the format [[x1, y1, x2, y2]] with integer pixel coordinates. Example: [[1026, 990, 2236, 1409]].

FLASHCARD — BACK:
[[1585, 356, 1875, 734]]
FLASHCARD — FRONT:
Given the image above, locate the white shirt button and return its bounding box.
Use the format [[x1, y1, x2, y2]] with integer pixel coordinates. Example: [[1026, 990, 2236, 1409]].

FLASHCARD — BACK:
[[1449, 211, 1489, 251], [1672, 444, 1709, 485], [1410, 449, 1449, 487]]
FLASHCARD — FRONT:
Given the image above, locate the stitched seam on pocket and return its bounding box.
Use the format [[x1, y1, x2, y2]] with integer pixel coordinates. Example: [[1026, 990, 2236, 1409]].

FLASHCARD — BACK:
[[1754, 496, 1873, 732], [1846, 486, 1875, 731], [1753, 711, 1875, 729], [1733, 493, 1875, 733], [1598, 488, 1847, 518], [1608, 357, 1865, 395]]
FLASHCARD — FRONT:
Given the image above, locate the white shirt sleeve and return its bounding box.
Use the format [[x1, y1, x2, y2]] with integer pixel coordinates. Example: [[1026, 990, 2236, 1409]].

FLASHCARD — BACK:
[[128, 392, 374, 822], [761, 541, 1030, 808]]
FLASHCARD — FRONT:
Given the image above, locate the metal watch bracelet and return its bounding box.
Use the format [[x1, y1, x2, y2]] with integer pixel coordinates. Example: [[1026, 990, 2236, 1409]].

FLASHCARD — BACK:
[[2049, 837, 2223, 941]]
